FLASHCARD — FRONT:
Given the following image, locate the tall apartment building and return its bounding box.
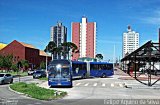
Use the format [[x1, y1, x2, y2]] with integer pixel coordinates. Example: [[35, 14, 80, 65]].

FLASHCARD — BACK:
[[122, 26, 139, 58], [50, 22, 67, 59], [72, 17, 96, 60]]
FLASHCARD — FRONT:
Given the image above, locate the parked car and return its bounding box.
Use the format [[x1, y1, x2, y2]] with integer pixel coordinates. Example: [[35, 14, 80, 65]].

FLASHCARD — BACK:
[[33, 70, 46, 79], [28, 69, 35, 75], [0, 73, 13, 85]]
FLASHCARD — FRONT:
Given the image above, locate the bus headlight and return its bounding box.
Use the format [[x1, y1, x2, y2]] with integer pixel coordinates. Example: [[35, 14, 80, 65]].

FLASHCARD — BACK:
[[49, 79, 52, 82], [56, 64, 61, 69]]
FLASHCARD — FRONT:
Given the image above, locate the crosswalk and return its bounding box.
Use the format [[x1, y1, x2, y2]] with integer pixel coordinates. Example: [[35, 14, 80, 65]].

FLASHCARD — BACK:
[[74, 82, 111, 87], [75, 83, 81, 86], [73, 82, 126, 88], [102, 83, 105, 87]]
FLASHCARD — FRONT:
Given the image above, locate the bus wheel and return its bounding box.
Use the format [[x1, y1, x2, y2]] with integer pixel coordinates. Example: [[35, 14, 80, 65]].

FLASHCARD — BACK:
[[101, 73, 106, 78]]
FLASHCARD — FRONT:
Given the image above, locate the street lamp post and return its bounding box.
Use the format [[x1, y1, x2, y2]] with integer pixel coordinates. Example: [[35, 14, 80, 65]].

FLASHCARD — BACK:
[[45, 46, 49, 77]]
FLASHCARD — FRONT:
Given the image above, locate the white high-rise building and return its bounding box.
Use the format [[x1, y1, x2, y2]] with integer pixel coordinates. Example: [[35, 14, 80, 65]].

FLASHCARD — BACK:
[[122, 26, 139, 58]]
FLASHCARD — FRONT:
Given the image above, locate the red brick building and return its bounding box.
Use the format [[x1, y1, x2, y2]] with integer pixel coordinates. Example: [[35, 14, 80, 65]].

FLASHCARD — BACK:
[[0, 40, 51, 69], [72, 17, 96, 60]]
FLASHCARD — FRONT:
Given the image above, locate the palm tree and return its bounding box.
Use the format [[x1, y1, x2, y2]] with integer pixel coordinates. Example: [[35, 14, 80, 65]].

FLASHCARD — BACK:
[[45, 41, 78, 60], [44, 41, 57, 60], [96, 54, 103, 61], [55, 46, 63, 59], [61, 42, 79, 60]]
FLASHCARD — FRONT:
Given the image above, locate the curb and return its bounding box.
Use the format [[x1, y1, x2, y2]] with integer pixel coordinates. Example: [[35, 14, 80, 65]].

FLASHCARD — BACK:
[[8, 85, 43, 101], [127, 86, 160, 89], [8, 83, 67, 101], [8, 85, 25, 95]]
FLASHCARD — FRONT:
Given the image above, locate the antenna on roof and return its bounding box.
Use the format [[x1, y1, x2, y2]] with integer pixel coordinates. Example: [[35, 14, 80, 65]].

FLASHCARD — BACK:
[[127, 25, 132, 31], [82, 14, 86, 18], [57, 20, 62, 26]]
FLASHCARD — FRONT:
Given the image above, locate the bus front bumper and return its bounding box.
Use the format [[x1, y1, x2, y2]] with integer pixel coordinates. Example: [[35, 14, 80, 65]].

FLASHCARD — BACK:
[[48, 80, 72, 87]]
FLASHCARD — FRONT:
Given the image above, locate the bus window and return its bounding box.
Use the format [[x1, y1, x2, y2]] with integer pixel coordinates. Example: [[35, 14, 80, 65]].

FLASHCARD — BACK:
[[75, 67, 79, 74], [82, 64, 87, 70], [73, 64, 79, 71], [62, 68, 70, 77], [48, 66, 57, 77], [98, 64, 102, 70], [91, 64, 99, 70], [101, 64, 107, 70], [78, 64, 82, 70], [107, 64, 113, 70]]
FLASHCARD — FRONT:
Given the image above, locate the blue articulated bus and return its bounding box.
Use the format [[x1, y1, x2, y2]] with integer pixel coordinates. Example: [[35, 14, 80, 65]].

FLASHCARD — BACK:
[[71, 61, 114, 78], [72, 61, 87, 79], [89, 62, 114, 78], [47, 60, 72, 87]]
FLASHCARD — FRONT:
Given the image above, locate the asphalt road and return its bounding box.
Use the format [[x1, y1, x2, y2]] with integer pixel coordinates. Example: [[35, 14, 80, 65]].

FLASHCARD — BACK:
[[0, 73, 160, 105], [0, 76, 107, 105], [39, 76, 160, 99]]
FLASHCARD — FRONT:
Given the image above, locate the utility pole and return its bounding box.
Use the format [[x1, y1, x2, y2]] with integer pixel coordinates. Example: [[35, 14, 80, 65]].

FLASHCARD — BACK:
[[113, 44, 116, 69], [46, 55, 48, 77], [17, 61, 22, 82], [45, 46, 48, 77]]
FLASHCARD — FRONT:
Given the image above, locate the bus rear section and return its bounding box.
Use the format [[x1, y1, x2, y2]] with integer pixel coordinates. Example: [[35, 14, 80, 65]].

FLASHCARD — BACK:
[[72, 61, 87, 79], [89, 62, 114, 78], [48, 60, 72, 87]]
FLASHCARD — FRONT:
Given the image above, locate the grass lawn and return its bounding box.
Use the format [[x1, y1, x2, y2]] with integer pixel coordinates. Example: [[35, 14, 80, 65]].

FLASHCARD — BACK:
[[10, 82, 67, 100], [39, 77, 48, 81]]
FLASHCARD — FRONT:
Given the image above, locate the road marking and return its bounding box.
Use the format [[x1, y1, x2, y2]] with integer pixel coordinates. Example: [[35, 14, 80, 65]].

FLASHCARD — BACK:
[[34, 102, 42, 105], [119, 84, 124, 87], [93, 83, 97, 86], [111, 83, 114, 87], [102, 83, 105, 87], [84, 83, 89, 86], [75, 83, 81, 86], [34, 102, 41, 105]]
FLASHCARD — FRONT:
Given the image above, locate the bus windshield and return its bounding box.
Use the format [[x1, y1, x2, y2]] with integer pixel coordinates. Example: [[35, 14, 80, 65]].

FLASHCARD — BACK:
[[48, 65, 70, 78]]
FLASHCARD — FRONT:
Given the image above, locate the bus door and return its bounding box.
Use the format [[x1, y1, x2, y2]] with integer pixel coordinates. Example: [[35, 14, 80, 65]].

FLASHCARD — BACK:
[[86, 62, 90, 77], [72, 63, 77, 76]]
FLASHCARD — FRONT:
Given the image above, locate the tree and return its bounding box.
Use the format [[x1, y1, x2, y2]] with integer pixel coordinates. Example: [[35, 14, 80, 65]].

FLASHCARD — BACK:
[[0, 55, 13, 71], [20, 60, 29, 70], [3, 55, 13, 71], [61, 42, 79, 60], [44, 41, 79, 60], [55, 46, 63, 59], [40, 61, 46, 69], [0, 55, 4, 68], [44, 41, 57, 60], [11, 64, 18, 72], [96, 54, 103, 61]]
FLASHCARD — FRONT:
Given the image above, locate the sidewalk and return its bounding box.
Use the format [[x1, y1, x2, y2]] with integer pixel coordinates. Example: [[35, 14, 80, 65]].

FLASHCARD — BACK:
[[114, 68, 160, 89]]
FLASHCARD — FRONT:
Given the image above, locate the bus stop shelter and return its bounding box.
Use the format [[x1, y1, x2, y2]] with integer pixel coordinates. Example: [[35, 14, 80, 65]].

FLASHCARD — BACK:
[[121, 40, 160, 86]]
